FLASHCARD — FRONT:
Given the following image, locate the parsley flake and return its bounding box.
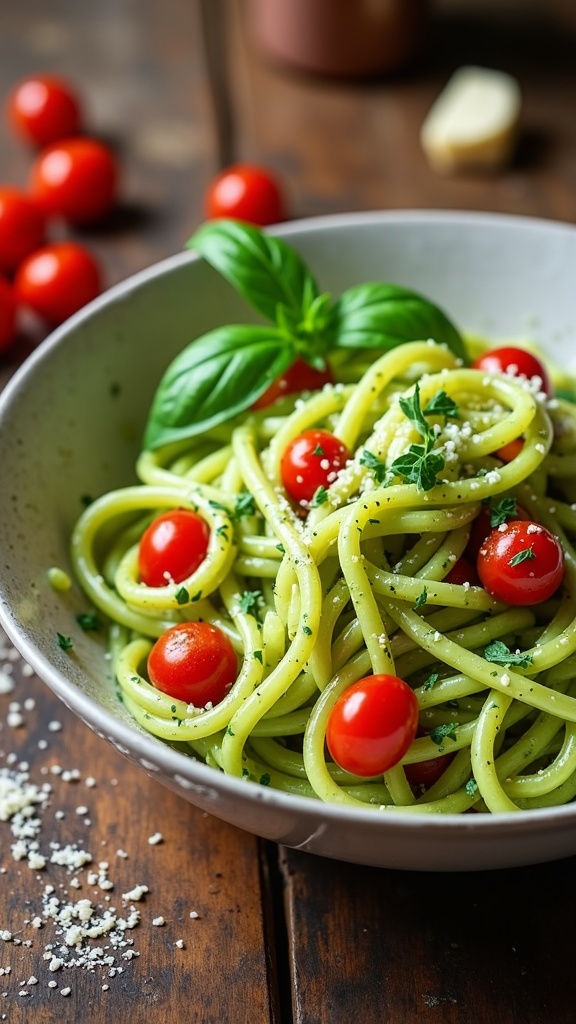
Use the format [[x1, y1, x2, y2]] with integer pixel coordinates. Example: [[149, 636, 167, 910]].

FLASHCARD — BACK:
[[359, 449, 388, 484], [76, 612, 100, 631], [465, 779, 478, 797], [414, 588, 428, 611], [423, 390, 459, 420], [234, 491, 256, 519], [423, 672, 440, 691], [509, 546, 535, 567], [484, 640, 533, 668], [175, 587, 190, 605], [56, 633, 74, 651], [430, 722, 458, 745], [239, 590, 263, 616], [253, 650, 263, 663], [259, 773, 271, 786], [310, 486, 328, 507], [489, 496, 517, 527]]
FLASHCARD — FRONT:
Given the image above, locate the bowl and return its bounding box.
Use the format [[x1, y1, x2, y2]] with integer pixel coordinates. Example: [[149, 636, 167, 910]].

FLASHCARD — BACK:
[[1, 209, 576, 872]]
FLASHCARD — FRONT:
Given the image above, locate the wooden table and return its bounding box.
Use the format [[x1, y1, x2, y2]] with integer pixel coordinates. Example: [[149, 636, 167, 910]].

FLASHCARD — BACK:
[[1, 1, 575, 1020]]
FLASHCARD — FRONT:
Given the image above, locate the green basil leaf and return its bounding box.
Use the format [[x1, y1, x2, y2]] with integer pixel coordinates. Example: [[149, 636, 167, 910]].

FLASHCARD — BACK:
[[144, 324, 294, 450], [328, 282, 466, 361], [187, 219, 320, 326]]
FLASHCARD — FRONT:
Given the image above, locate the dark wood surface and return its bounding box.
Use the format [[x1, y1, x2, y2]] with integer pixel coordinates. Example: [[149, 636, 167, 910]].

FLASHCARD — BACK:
[[1, 1, 576, 1021]]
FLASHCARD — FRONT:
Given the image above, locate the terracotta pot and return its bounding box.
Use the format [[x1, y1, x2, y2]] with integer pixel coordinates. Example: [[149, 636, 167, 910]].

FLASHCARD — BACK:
[[246, 0, 430, 78]]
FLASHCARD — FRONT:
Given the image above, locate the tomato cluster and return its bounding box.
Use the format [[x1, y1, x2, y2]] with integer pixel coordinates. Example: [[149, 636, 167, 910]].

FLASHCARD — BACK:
[[0, 74, 121, 352]]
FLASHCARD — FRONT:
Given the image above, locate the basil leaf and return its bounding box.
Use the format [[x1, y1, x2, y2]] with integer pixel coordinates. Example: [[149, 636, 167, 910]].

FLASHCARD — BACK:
[[328, 282, 466, 361], [187, 219, 320, 326], [144, 324, 294, 449]]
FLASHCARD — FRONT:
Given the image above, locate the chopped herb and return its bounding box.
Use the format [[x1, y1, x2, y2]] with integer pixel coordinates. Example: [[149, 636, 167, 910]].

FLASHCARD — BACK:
[[398, 384, 431, 441], [423, 390, 459, 420], [484, 639, 533, 668], [423, 672, 440, 691], [368, 518, 380, 525], [302, 625, 313, 636], [171, 704, 177, 713], [312, 444, 325, 456], [253, 650, 263, 663], [56, 633, 74, 651], [276, 543, 285, 554], [259, 773, 271, 786], [242, 767, 250, 778], [430, 722, 458, 745], [76, 612, 100, 631], [465, 779, 478, 797], [175, 587, 190, 605], [489, 496, 517, 527], [359, 449, 388, 484], [233, 491, 256, 519], [509, 546, 535, 567], [226, 725, 235, 736], [191, 591, 203, 602], [216, 524, 229, 537], [310, 485, 328, 507], [239, 590, 263, 616], [414, 588, 428, 611], [208, 498, 230, 513]]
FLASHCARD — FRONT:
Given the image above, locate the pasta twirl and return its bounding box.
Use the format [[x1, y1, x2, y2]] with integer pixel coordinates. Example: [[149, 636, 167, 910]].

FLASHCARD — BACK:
[[70, 338, 576, 814]]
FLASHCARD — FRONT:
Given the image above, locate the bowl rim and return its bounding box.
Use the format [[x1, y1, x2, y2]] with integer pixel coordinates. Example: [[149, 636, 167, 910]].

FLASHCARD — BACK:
[[1, 206, 576, 837]]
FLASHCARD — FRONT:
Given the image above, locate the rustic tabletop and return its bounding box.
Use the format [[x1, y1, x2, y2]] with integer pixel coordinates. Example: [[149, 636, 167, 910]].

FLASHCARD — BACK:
[[1, 1, 575, 1021]]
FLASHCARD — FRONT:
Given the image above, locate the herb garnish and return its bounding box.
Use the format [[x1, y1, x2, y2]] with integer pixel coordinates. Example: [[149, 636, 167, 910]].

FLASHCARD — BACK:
[[423, 672, 440, 691], [509, 547, 535, 567], [359, 449, 388, 484], [414, 588, 428, 610], [76, 612, 100, 631], [484, 640, 533, 668], [389, 383, 446, 491], [56, 633, 74, 651], [423, 390, 459, 420], [143, 220, 465, 449], [430, 722, 458, 746], [489, 496, 517, 527], [239, 590, 264, 616]]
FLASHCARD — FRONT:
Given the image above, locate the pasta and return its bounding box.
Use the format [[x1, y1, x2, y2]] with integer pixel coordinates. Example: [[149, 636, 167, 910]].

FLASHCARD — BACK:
[[70, 335, 576, 815]]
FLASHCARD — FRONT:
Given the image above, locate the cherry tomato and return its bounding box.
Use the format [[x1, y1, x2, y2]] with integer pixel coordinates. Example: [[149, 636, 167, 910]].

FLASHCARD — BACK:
[[444, 555, 479, 587], [252, 356, 334, 410], [326, 673, 419, 777], [138, 509, 210, 587], [0, 274, 17, 353], [15, 241, 101, 325], [472, 345, 553, 398], [6, 74, 82, 147], [404, 751, 455, 789], [205, 163, 285, 225], [148, 621, 237, 707], [29, 137, 118, 224], [495, 437, 524, 462], [0, 187, 46, 274], [477, 519, 564, 605], [281, 428, 351, 505]]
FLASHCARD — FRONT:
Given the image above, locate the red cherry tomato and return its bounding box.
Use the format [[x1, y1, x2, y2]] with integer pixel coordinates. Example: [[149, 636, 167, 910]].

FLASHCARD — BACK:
[[495, 437, 524, 462], [477, 520, 564, 605], [252, 356, 334, 410], [404, 751, 455, 789], [138, 510, 210, 587], [29, 137, 118, 224], [0, 274, 17, 353], [281, 428, 351, 505], [326, 673, 419, 777], [15, 241, 101, 325], [0, 187, 46, 274], [472, 345, 553, 398], [205, 164, 285, 226], [6, 74, 82, 147], [444, 555, 479, 587], [148, 621, 237, 707]]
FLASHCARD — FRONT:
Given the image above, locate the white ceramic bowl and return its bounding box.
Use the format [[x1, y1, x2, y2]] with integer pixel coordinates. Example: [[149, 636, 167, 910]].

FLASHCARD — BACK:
[[2, 210, 576, 872]]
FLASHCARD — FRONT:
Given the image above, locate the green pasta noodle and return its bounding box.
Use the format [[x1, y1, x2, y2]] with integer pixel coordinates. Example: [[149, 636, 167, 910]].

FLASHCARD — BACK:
[[70, 332, 576, 815]]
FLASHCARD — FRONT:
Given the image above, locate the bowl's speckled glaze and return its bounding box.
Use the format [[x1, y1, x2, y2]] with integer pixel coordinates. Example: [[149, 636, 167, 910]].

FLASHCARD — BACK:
[[2, 210, 576, 871]]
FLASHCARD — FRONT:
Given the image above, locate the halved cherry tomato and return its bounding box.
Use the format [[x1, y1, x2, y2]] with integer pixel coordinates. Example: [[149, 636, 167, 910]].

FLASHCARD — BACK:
[[281, 428, 351, 504], [477, 519, 564, 605], [30, 136, 118, 224], [472, 345, 553, 398], [0, 274, 17, 353], [252, 356, 334, 410], [6, 74, 82, 147], [326, 673, 419, 777], [148, 621, 237, 707], [15, 241, 101, 325], [205, 163, 285, 225], [138, 509, 210, 587], [444, 555, 479, 587], [0, 187, 46, 273]]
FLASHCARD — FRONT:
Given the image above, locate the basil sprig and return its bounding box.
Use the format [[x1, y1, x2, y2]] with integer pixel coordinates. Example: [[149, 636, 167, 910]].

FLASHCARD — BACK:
[[144, 219, 465, 450]]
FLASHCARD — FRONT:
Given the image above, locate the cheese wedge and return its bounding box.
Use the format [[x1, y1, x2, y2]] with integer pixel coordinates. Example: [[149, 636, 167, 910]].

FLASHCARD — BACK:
[[421, 65, 522, 173]]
